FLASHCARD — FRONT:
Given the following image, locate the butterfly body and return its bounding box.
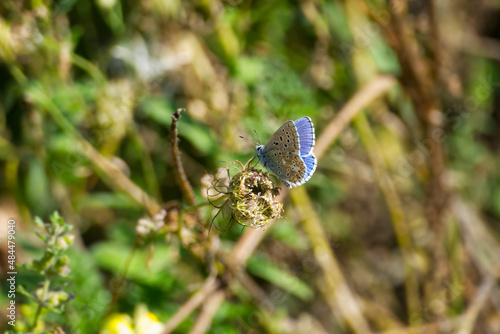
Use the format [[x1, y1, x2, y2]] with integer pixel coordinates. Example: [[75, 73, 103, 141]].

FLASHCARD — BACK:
[[256, 117, 317, 188]]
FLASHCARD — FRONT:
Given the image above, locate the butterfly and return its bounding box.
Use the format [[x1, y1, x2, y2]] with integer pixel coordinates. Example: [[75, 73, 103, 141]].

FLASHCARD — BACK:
[[255, 116, 317, 188]]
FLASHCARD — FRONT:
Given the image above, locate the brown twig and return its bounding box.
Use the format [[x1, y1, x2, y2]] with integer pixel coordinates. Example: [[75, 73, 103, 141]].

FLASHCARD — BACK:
[[452, 197, 500, 275], [161, 276, 219, 334], [189, 289, 226, 334], [377, 0, 451, 317], [170, 108, 197, 206], [353, 112, 420, 322], [314, 75, 397, 159], [456, 275, 497, 334], [426, 0, 441, 84], [376, 275, 498, 334], [81, 139, 162, 216], [290, 186, 371, 334]]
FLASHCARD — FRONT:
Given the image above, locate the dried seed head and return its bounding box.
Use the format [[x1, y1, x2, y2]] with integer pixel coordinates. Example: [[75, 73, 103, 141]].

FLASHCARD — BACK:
[[228, 168, 283, 229]]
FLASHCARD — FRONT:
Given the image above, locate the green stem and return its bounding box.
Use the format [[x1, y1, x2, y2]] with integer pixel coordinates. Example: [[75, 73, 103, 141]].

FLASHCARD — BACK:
[[70, 53, 107, 86], [31, 277, 51, 331], [105, 239, 139, 317], [182, 201, 217, 214]]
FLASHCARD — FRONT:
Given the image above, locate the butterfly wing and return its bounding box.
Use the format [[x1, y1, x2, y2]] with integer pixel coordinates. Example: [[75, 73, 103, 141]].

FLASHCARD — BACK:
[[263, 120, 301, 154], [259, 120, 308, 187], [294, 117, 315, 156], [300, 154, 317, 184], [257, 117, 318, 187], [263, 150, 308, 188]]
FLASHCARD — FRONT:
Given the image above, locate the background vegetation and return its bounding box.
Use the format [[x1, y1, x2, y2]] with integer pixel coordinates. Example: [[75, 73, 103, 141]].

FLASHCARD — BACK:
[[1, 0, 500, 333]]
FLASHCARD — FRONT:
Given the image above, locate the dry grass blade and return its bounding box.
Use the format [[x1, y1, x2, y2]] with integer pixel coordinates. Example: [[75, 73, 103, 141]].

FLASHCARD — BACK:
[[456, 275, 497, 334], [353, 112, 420, 322], [80, 139, 162, 216], [314, 75, 397, 159], [290, 186, 371, 334], [189, 289, 226, 334], [162, 276, 219, 334]]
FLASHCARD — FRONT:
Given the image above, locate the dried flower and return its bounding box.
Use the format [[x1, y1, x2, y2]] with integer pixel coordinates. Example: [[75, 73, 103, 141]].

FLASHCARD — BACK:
[[205, 162, 283, 230], [228, 168, 283, 229]]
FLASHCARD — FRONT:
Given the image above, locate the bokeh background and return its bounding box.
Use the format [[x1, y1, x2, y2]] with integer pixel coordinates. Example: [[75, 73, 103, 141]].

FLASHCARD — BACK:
[[1, 0, 500, 333]]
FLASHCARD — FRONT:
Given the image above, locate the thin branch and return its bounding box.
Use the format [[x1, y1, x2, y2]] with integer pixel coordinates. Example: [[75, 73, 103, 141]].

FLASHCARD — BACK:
[[161, 276, 219, 334], [81, 139, 162, 216], [353, 112, 420, 322], [189, 289, 226, 334], [426, 0, 442, 84], [375, 0, 451, 317], [453, 197, 500, 275], [290, 186, 371, 334], [376, 275, 498, 334], [314, 75, 397, 159], [456, 275, 497, 334], [170, 108, 197, 206]]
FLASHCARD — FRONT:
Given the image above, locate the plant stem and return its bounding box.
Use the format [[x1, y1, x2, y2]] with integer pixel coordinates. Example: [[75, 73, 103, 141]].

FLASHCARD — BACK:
[[170, 109, 197, 206], [105, 239, 139, 317], [31, 277, 51, 331], [181, 201, 215, 214]]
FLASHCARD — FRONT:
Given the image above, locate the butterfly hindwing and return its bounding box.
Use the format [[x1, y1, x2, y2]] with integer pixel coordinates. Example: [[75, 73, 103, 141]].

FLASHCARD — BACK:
[[301, 154, 317, 182], [294, 117, 315, 156], [264, 152, 307, 187]]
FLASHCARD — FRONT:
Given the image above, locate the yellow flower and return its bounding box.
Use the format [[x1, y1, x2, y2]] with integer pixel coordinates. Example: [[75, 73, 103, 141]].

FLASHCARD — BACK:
[[101, 304, 164, 334], [134, 304, 164, 334], [100, 314, 134, 334]]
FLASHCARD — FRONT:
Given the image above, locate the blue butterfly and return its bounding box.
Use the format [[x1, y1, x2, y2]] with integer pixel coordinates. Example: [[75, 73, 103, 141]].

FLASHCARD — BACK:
[[256, 117, 317, 188]]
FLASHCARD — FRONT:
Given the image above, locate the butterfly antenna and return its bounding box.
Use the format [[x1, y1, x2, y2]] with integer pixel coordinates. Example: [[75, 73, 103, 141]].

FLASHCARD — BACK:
[[253, 129, 263, 145], [239, 135, 259, 146]]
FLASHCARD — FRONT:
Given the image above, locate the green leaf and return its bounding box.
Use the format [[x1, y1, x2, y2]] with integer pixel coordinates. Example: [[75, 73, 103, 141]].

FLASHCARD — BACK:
[[25, 159, 52, 217], [74, 192, 142, 210], [236, 57, 265, 85], [50, 211, 63, 227], [17, 285, 34, 300], [177, 119, 216, 155], [140, 97, 174, 127], [34, 217, 45, 229], [90, 242, 180, 287], [247, 255, 314, 301], [34, 231, 47, 242], [270, 222, 309, 250]]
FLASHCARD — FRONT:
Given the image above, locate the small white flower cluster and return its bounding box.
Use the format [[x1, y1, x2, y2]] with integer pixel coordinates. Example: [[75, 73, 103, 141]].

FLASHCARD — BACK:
[[136, 209, 167, 238]]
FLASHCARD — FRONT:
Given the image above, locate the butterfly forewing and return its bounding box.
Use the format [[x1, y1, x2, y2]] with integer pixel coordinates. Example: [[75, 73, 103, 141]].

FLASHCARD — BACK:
[[263, 120, 301, 154], [259, 121, 308, 187]]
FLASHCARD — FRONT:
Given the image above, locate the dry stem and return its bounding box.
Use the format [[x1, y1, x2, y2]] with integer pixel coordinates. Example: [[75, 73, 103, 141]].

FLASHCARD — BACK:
[[161, 276, 219, 334], [170, 109, 197, 206]]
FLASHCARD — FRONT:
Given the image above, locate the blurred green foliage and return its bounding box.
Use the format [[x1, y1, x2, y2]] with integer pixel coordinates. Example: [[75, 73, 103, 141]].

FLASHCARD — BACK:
[[1, 0, 500, 333]]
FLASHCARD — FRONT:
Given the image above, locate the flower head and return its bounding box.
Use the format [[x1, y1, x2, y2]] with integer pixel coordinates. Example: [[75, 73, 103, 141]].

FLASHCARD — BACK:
[[228, 168, 283, 229]]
